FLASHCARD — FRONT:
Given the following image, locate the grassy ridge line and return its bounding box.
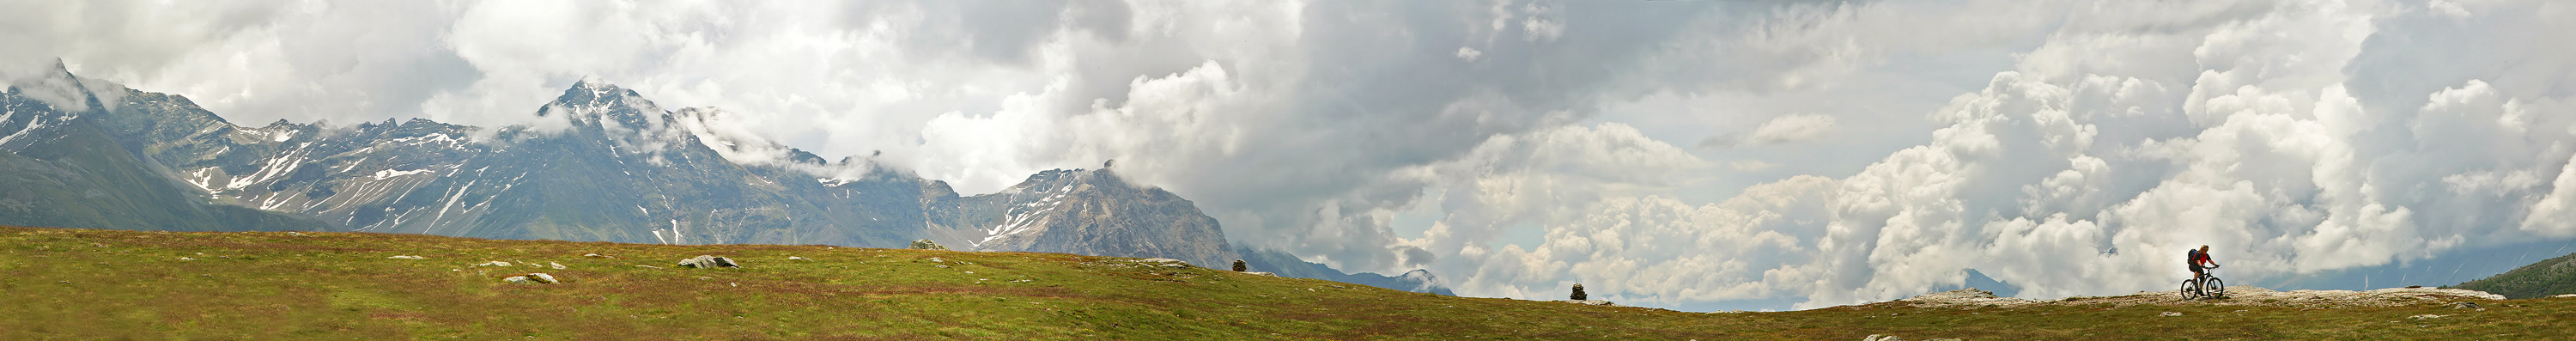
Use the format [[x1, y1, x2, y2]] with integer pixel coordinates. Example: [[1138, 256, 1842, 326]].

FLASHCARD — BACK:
[[2, 226, 2571, 339], [2448, 253, 2576, 299]]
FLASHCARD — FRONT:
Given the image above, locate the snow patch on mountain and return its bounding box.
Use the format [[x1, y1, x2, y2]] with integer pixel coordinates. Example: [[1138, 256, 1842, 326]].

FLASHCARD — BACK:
[[977, 184, 1073, 247], [374, 168, 434, 180]]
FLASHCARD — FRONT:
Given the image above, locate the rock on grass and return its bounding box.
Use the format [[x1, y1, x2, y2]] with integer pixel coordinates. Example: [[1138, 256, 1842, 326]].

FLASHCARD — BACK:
[[678, 255, 740, 268], [504, 273, 558, 284]]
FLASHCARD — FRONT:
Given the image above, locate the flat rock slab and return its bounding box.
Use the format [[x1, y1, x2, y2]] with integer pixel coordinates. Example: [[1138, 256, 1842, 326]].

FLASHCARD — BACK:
[[677, 255, 740, 268], [504, 273, 558, 283]]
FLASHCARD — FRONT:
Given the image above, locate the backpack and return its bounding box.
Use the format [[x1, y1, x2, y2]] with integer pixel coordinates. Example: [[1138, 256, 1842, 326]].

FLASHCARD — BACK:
[[2184, 249, 2199, 265]]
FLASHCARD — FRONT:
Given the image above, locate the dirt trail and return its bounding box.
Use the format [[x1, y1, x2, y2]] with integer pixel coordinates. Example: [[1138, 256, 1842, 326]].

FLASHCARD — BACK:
[[1892, 286, 2505, 309]]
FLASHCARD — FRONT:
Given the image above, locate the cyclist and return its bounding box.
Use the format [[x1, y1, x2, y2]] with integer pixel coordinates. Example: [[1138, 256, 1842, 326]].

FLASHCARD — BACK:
[[2186, 245, 2220, 280]]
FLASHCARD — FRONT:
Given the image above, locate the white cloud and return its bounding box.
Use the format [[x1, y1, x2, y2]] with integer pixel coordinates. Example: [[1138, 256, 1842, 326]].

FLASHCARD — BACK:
[[914, 88, 1074, 193], [1407, 0, 2576, 310], [1449, 176, 1835, 305], [2525, 158, 2576, 237], [1518, 3, 1564, 43], [1745, 113, 1838, 145]]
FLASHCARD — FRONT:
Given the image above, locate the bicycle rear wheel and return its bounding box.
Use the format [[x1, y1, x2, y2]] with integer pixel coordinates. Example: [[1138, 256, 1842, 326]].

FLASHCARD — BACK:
[[2179, 279, 2200, 300]]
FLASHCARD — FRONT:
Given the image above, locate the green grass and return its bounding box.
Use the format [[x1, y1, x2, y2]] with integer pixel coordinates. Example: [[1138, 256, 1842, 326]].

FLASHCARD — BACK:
[[3, 225, 2572, 339]]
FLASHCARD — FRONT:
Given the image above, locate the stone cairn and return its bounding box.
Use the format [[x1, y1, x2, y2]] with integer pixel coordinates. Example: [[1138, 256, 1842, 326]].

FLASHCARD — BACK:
[[1232, 259, 1249, 272], [909, 239, 950, 251], [1571, 283, 1588, 301]]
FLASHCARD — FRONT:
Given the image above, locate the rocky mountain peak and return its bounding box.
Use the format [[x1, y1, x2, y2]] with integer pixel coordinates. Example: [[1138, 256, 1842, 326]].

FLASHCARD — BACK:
[[919, 166, 1236, 267], [1005, 167, 1153, 194], [537, 78, 671, 132], [5, 59, 106, 114], [1398, 270, 1445, 291]]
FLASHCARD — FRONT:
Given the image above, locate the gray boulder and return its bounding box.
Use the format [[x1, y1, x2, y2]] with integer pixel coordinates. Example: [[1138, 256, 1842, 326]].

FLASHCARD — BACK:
[[504, 273, 558, 284], [677, 255, 741, 268], [910, 239, 951, 251], [1571, 283, 1588, 301]]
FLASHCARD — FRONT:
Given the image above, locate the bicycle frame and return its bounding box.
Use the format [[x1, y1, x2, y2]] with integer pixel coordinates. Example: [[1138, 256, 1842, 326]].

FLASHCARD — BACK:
[[2180, 267, 2225, 300]]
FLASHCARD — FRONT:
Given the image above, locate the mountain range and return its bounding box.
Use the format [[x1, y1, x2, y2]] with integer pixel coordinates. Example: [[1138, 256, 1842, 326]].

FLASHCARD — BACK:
[[0, 61, 1444, 294]]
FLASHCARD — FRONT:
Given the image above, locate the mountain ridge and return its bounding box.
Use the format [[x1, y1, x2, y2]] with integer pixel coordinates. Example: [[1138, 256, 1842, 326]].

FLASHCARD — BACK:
[[1, 65, 1449, 294], [1, 63, 330, 232], [1237, 245, 1455, 295], [2447, 252, 2576, 299]]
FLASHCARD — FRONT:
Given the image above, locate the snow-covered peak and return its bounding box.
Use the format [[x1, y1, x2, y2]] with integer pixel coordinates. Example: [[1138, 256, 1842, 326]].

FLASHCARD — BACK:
[[539, 78, 664, 124], [571, 76, 612, 92]]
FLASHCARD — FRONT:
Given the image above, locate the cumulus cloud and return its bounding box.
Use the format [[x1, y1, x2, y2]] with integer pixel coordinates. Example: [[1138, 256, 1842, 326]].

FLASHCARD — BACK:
[[1443, 175, 1836, 306], [1380, 0, 2576, 311]]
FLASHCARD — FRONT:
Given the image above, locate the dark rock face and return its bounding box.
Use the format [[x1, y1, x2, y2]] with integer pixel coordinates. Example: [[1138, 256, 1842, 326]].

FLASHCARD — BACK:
[[1571, 283, 1588, 301], [922, 168, 1239, 268]]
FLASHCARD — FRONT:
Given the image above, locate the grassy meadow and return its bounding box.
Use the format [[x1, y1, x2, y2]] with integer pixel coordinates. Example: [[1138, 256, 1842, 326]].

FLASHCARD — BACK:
[[3, 226, 2570, 339]]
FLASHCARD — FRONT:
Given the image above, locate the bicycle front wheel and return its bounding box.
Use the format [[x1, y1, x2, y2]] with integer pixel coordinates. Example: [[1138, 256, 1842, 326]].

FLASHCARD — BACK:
[[2206, 277, 2225, 298]]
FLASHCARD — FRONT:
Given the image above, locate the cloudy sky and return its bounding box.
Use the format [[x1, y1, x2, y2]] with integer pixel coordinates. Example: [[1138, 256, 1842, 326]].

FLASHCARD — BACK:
[[8, 0, 2576, 311]]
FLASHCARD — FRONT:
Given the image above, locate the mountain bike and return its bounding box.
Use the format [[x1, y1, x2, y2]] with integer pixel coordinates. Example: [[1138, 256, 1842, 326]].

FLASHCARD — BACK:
[[2179, 265, 2225, 300]]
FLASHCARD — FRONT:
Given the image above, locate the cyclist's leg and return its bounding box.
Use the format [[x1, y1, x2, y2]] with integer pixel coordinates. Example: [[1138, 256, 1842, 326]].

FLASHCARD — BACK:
[[2190, 271, 2210, 298]]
